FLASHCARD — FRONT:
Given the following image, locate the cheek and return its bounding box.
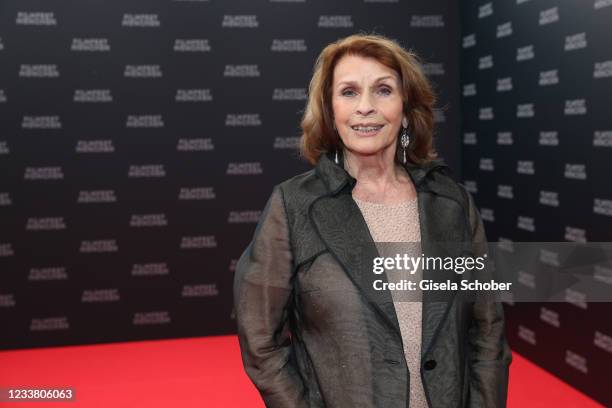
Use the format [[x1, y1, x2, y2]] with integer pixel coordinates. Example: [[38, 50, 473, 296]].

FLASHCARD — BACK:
[[332, 99, 352, 119]]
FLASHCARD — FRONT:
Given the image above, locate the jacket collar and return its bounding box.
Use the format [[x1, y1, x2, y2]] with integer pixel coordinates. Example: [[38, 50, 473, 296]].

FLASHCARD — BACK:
[[315, 150, 450, 195]]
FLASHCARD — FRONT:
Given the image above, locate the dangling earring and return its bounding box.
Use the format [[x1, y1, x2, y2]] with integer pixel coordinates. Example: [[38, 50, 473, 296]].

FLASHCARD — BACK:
[[334, 150, 339, 164], [400, 126, 410, 164]]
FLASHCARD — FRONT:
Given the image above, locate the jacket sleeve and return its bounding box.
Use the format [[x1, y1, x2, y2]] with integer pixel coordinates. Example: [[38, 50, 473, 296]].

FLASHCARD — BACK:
[[462, 186, 513, 408], [233, 185, 308, 408]]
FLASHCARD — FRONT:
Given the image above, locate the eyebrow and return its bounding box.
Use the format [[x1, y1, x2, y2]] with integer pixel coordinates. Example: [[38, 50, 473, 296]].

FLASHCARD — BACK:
[[336, 75, 396, 89]]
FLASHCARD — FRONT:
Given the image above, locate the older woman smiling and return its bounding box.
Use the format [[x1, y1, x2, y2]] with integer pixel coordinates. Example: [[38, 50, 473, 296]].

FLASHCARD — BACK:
[[234, 33, 511, 408]]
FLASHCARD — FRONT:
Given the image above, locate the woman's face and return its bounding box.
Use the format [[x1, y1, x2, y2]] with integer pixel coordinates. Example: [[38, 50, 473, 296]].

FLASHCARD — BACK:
[[331, 54, 407, 159]]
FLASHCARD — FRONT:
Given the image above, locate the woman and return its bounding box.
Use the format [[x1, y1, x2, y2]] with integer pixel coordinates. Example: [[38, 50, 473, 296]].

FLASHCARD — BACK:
[[233, 34, 512, 408]]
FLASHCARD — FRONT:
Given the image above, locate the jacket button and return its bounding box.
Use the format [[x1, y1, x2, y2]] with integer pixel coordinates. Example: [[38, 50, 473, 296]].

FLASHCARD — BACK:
[[424, 359, 437, 370]]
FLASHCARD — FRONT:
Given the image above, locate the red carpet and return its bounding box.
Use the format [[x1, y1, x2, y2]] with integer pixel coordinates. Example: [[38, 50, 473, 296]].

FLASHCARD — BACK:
[[0, 335, 603, 407]]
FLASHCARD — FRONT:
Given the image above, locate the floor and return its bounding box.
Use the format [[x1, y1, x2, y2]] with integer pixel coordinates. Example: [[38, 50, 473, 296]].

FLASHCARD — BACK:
[[0, 335, 604, 407]]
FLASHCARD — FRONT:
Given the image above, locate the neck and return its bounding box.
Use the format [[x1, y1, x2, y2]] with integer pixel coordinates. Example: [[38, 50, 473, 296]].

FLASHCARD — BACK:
[[342, 148, 404, 190]]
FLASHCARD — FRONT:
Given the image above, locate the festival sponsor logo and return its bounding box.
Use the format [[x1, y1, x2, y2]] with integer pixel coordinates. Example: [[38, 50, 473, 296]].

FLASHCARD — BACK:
[[463, 83, 476, 97], [26, 217, 66, 231], [564, 163, 587, 180], [131, 263, 169, 276], [410, 15, 444, 28], [133, 311, 171, 325], [29, 267, 68, 281], [565, 350, 588, 373], [594, 61, 612, 78], [539, 69, 559, 86], [517, 216, 535, 232], [518, 325, 536, 345], [71, 38, 110, 51], [564, 226, 587, 243], [463, 132, 477, 145], [463, 34, 476, 48], [565, 288, 588, 309], [540, 307, 560, 327], [539, 131, 559, 146], [539, 191, 559, 207], [222, 15, 258, 28], [227, 162, 263, 175], [539, 7, 559, 25], [478, 2, 493, 18], [274, 137, 300, 149], [22, 116, 62, 129], [225, 114, 262, 126], [317, 15, 353, 28], [129, 214, 168, 227], [24, 166, 64, 179], [594, 130, 612, 147], [497, 131, 513, 145], [0, 294, 16, 308], [224, 65, 260, 77], [270, 39, 307, 52], [594, 198, 612, 216], [539, 249, 560, 266], [76, 140, 114, 153], [516, 45, 534, 61], [228, 211, 261, 223], [565, 32, 587, 51], [479, 158, 494, 171], [180, 236, 217, 249], [173, 39, 211, 52], [30, 317, 70, 331], [517, 103, 534, 118], [177, 138, 214, 151], [79, 239, 118, 253], [517, 160, 535, 175], [19, 64, 59, 77], [179, 187, 215, 200], [128, 165, 166, 177], [124, 65, 162, 78], [16, 12, 57, 25], [496, 77, 512, 91], [497, 22, 512, 37], [181, 284, 219, 297], [564, 99, 587, 115], [74, 89, 112, 102], [126, 115, 164, 128], [272, 88, 307, 100], [479, 107, 493, 120], [497, 185, 513, 199], [122, 14, 160, 27], [82, 289, 120, 303], [463, 180, 477, 194], [478, 55, 493, 69]]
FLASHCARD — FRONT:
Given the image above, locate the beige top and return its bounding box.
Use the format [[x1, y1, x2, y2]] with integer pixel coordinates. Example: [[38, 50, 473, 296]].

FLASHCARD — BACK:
[[353, 195, 429, 408]]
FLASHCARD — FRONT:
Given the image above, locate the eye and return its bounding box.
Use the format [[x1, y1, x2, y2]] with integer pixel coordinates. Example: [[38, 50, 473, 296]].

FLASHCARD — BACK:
[[341, 89, 356, 97], [378, 86, 392, 95]]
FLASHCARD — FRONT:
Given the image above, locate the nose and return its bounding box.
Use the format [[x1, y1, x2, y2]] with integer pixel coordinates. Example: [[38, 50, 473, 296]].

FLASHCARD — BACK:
[[356, 92, 375, 116]]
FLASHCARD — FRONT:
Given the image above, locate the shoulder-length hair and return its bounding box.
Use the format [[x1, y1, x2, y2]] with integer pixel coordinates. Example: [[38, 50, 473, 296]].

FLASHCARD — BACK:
[[299, 33, 439, 166]]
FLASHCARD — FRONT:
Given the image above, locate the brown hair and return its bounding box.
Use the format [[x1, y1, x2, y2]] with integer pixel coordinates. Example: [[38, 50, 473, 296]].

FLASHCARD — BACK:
[[299, 33, 439, 166]]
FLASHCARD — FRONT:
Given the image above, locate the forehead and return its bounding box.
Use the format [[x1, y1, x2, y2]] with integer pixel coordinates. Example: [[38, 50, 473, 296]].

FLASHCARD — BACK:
[[332, 54, 399, 84]]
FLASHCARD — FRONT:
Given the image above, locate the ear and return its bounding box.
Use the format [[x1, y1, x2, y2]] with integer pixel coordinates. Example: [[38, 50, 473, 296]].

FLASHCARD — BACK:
[[402, 116, 408, 128]]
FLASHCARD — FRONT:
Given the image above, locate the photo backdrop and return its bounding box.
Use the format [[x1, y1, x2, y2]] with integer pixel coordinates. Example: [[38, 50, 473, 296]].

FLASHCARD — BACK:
[[0, 0, 461, 349], [460, 0, 612, 405]]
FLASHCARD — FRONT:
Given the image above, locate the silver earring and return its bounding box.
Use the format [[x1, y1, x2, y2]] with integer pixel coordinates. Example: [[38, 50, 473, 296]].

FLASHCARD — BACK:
[[334, 150, 339, 164], [400, 127, 410, 164]]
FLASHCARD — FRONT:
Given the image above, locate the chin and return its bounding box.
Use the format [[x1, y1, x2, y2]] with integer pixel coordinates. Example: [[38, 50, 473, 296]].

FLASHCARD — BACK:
[[345, 138, 394, 157]]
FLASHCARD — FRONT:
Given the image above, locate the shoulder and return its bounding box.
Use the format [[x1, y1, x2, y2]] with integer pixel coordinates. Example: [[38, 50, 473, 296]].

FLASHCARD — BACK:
[[274, 168, 326, 210]]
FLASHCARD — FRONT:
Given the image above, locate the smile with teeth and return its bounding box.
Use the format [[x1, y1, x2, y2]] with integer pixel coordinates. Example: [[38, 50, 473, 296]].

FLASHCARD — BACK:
[[351, 125, 384, 133]]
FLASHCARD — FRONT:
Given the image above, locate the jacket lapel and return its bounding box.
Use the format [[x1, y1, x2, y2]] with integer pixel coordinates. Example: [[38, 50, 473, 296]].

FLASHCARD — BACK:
[[309, 192, 403, 336]]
